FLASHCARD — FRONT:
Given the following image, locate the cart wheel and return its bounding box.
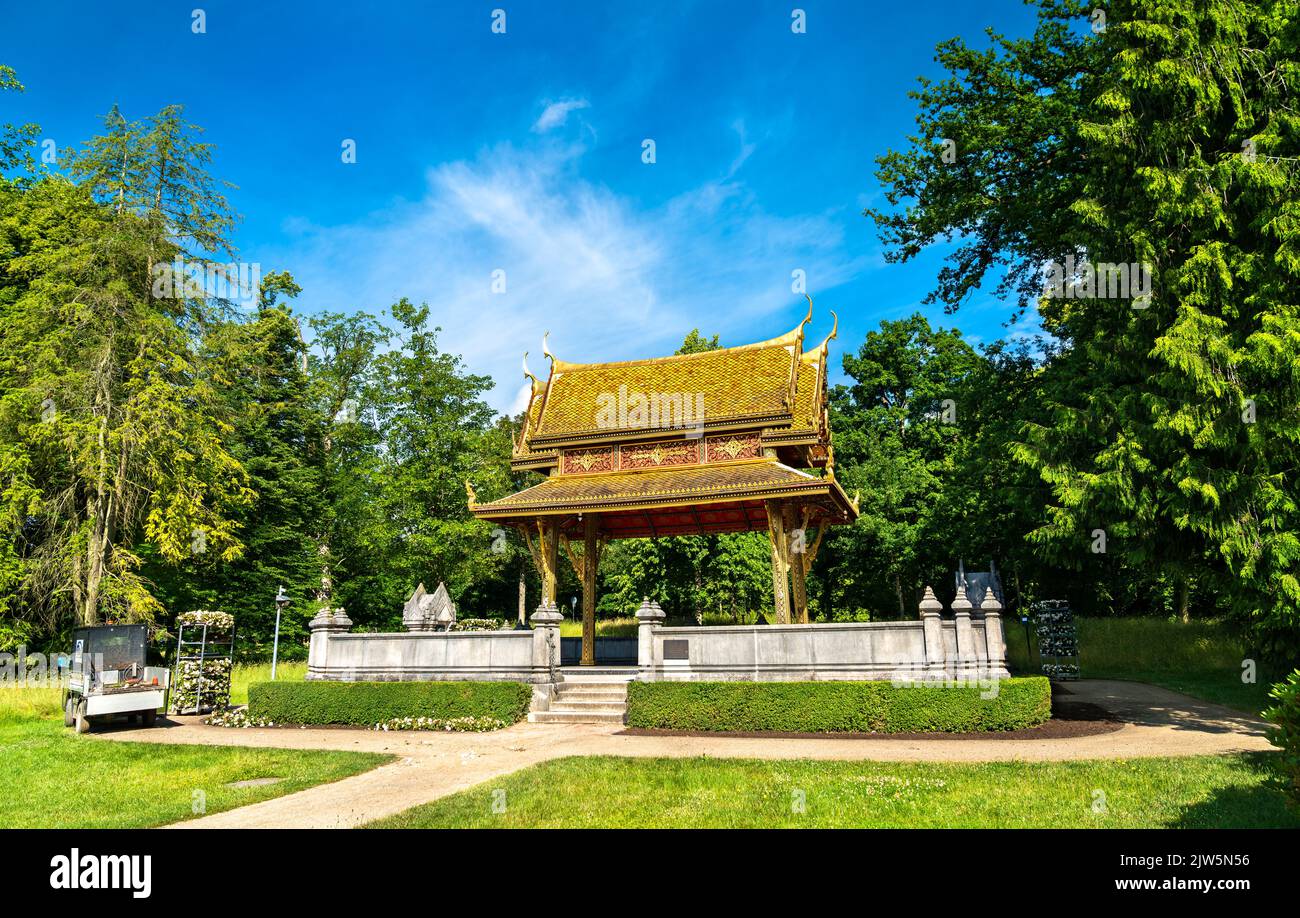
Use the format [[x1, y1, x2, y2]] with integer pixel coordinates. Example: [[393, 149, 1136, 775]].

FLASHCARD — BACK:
[[142, 709, 157, 727], [73, 700, 91, 734], [63, 696, 75, 728]]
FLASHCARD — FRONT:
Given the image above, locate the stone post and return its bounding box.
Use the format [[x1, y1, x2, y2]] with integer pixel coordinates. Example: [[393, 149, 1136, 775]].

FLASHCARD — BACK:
[[636, 597, 665, 681], [952, 584, 974, 679], [306, 608, 353, 680], [919, 586, 945, 681], [530, 599, 563, 684], [981, 590, 1010, 679]]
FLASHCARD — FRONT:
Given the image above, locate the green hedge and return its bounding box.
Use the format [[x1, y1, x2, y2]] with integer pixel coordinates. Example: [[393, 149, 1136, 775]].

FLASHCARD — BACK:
[[625, 678, 1051, 733], [247, 680, 532, 726]]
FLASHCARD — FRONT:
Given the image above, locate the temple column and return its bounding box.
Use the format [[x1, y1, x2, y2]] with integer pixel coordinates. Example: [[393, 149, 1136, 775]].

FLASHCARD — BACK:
[[784, 504, 809, 624], [540, 519, 559, 606], [765, 499, 792, 625], [581, 514, 598, 666]]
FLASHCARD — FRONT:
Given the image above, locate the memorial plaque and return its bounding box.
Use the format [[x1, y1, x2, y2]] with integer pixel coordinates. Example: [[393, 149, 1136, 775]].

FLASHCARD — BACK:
[[663, 639, 690, 661]]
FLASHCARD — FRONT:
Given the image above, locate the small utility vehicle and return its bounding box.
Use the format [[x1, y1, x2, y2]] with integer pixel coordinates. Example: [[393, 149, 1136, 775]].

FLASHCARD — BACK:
[[64, 624, 169, 733]]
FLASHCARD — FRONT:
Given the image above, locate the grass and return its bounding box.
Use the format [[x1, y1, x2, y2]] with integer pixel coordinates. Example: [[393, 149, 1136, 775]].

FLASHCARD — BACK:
[[0, 684, 389, 829], [1004, 617, 1278, 714], [368, 753, 1300, 829], [230, 660, 307, 705], [558, 616, 638, 638]]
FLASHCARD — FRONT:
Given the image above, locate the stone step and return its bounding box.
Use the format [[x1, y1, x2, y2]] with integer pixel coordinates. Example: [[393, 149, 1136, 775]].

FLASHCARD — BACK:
[[559, 669, 638, 681], [529, 710, 626, 725], [549, 700, 626, 712], [553, 690, 626, 702]]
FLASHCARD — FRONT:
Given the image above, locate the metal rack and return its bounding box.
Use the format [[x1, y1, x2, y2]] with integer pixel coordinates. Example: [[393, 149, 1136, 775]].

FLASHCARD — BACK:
[[1030, 599, 1080, 681], [168, 621, 236, 714]]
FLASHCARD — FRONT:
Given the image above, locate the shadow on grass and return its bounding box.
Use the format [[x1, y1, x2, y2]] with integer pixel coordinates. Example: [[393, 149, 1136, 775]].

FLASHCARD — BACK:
[[1171, 753, 1300, 828]]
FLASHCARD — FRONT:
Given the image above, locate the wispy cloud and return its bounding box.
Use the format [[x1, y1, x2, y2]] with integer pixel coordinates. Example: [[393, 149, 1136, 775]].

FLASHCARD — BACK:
[[269, 112, 872, 414], [533, 98, 590, 132]]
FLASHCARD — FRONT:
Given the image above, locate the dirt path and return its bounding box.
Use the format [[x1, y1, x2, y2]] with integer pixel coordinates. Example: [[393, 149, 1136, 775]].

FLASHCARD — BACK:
[[94, 679, 1274, 829]]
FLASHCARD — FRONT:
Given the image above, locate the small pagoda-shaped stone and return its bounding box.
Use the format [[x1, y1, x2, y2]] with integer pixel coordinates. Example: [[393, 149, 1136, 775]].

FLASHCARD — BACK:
[[403, 581, 457, 632]]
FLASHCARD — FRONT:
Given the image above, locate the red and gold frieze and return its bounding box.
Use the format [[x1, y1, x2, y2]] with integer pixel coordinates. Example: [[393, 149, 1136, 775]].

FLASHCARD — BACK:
[[704, 433, 762, 463], [619, 439, 701, 470], [561, 447, 616, 475]]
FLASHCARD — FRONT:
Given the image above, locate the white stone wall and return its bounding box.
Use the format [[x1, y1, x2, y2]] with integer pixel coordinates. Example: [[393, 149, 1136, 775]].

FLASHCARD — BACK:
[[306, 630, 547, 683]]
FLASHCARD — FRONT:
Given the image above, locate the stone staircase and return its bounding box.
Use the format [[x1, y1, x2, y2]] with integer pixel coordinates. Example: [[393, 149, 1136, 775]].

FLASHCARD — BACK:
[[529, 675, 630, 725]]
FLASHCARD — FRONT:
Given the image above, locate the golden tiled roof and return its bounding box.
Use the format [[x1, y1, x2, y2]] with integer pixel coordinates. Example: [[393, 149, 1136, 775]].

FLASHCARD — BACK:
[[529, 334, 798, 446], [473, 458, 857, 519], [510, 305, 838, 475]]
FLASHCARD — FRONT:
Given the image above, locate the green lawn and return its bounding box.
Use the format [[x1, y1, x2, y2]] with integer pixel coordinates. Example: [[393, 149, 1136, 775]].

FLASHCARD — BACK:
[[0, 687, 390, 829], [230, 660, 308, 705], [559, 616, 638, 638], [368, 753, 1299, 829], [1004, 617, 1278, 714]]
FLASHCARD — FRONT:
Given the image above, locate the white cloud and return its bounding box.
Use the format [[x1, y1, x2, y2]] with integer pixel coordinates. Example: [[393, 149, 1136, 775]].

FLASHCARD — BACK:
[[533, 98, 590, 133], [268, 124, 872, 414]]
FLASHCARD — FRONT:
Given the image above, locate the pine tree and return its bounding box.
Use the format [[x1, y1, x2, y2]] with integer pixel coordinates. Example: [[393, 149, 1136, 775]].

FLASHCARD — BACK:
[[869, 0, 1300, 655]]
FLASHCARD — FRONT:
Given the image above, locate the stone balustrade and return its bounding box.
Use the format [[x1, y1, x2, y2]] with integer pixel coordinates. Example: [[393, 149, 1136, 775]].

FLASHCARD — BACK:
[[635, 585, 1009, 683], [305, 587, 1010, 687]]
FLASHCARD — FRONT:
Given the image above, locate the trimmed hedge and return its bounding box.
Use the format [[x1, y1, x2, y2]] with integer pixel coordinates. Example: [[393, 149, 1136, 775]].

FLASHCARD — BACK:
[[625, 678, 1051, 733], [247, 680, 532, 726]]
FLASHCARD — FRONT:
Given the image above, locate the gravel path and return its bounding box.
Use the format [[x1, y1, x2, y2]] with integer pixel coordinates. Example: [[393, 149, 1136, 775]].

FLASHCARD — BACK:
[[92, 679, 1274, 829]]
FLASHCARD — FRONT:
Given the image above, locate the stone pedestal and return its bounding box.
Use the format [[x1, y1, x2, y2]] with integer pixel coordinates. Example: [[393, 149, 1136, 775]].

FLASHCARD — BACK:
[[919, 586, 945, 679], [636, 597, 666, 680], [981, 590, 1010, 679], [306, 607, 353, 680], [952, 584, 975, 675], [530, 599, 563, 684]]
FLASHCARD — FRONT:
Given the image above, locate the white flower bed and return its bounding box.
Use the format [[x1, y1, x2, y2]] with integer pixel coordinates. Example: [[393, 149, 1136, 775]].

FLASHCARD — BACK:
[[205, 708, 276, 728], [371, 715, 507, 732]]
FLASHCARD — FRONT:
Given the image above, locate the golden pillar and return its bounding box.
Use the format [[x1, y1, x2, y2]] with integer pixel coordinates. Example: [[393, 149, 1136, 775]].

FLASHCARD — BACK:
[[785, 504, 810, 624], [765, 499, 792, 624], [539, 519, 559, 605], [581, 514, 598, 666]]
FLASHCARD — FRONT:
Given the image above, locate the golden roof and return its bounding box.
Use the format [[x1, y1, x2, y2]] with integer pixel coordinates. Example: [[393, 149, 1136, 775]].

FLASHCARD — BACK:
[[513, 304, 835, 456], [472, 458, 857, 521]]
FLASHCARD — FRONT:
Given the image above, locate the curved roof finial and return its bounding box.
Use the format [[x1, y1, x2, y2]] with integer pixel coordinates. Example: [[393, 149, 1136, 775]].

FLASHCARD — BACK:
[[815, 310, 839, 351], [800, 294, 814, 335], [522, 351, 539, 386], [541, 331, 555, 366]]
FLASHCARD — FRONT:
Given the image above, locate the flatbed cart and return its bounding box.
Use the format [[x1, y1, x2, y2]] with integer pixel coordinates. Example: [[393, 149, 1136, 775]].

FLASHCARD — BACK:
[[63, 624, 169, 734]]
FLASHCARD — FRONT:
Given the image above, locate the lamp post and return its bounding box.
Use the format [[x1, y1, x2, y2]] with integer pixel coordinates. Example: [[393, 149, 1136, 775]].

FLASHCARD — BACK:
[[271, 586, 290, 680]]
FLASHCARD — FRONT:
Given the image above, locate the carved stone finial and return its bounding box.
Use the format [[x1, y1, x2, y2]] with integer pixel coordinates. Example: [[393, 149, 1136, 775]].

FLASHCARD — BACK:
[[952, 583, 973, 614], [530, 598, 563, 624], [636, 597, 665, 623], [980, 589, 1003, 614], [919, 586, 943, 616]]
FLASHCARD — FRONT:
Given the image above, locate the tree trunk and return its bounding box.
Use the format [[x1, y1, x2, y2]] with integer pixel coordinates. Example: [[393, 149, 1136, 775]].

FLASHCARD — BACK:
[[1176, 577, 1190, 624]]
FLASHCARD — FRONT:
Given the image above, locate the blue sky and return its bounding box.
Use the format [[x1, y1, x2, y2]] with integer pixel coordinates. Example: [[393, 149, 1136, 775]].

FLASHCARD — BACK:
[[2, 0, 1043, 413]]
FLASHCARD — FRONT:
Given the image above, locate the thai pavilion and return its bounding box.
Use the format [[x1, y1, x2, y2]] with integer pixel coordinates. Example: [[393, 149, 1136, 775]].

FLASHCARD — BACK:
[[469, 302, 859, 667]]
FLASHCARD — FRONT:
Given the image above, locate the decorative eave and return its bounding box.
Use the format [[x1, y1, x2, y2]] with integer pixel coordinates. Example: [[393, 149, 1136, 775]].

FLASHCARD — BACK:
[[471, 458, 859, 524]]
